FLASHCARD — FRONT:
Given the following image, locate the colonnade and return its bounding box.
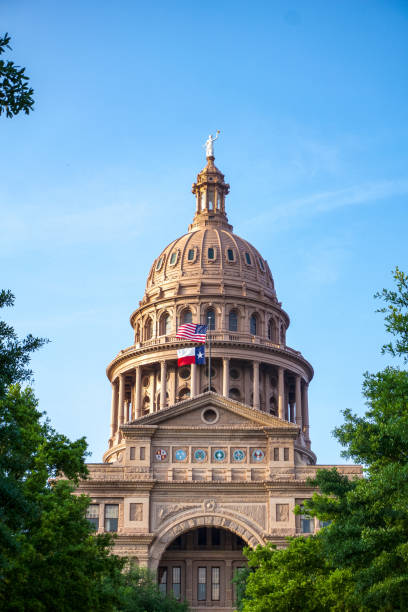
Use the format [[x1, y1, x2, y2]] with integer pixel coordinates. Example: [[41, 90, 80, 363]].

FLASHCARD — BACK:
[[109, 359, 310, 447]]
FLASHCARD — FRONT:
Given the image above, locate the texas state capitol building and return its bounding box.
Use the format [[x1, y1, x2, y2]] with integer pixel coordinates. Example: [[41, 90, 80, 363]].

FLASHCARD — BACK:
[[78, 143, 360, 612]]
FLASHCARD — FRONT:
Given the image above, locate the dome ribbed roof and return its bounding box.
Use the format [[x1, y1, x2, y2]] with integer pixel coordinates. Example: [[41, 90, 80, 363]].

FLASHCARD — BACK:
[[146, 226, 276, 298]]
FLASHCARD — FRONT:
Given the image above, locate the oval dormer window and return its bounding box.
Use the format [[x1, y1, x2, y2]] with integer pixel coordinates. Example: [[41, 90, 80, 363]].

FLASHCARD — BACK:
[[188, 248, 195, 261], [170, 251, 177, 265], [155, 257, 164, 271], [245, 252, 252, 265]]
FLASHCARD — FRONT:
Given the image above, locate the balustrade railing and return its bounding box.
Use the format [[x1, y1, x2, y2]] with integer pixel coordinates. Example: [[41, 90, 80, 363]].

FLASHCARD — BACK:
[[117, 331, 302, 357]]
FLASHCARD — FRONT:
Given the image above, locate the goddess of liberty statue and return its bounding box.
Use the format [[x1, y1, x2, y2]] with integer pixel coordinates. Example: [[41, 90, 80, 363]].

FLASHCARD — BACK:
[[204, 130, 220, 157]]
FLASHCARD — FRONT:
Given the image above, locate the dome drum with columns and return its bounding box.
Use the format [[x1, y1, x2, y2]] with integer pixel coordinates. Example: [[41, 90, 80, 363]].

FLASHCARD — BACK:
[[77, 144, 361, 612]]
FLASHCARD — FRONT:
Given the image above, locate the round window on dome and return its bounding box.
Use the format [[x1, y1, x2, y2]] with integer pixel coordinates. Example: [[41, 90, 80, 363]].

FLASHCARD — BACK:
[[230, 368, 240, 380], [155, 257, 164, 271], [179, 366, 191, 380]]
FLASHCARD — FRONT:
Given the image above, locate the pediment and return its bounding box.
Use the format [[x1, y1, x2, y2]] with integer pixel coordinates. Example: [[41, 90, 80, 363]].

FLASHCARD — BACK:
[[124, 391, 299, 431]]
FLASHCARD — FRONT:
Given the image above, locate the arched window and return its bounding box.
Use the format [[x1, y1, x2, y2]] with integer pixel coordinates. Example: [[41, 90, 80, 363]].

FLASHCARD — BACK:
[[159, 313, 171, 336], [229, 388, 241, 401], [280, 322, 285, 344], [179, 388, 191, 401], [144, 317, 153, 340], [143, 396, 150, 414], [229, 310, 238, 332], [206, 308, 216, 330], [250, 314, 257, 336], [268, 318, 275, 341], [181, 309, 192, 325]]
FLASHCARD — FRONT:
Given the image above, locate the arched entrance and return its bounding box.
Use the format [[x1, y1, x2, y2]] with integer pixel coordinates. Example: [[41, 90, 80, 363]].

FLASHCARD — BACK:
[[157, 526, 247, 611], [149, 511, 263, 610]]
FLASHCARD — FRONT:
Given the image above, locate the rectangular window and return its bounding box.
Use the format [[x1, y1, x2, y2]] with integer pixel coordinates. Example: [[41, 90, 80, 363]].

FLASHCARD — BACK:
[[198, 527, 207, 546], [245, 252, 251, 265], [158, 567, 167, 595], [140, 447, 145, 460], [170, 252, 177, 265], [129, 503, 143, 521], [301, 514, 312, 533], [211, 567, 220, 601], [284, 447, 289, 461], [130, 447, 136, 460], [273, 447, 279, 461], [188, 248, 195, 261], [86, 504, 99, 530], [227, 248, 234, 261], [104, 504, 119, 532], [320, 520, 332, 528], [172, 566, 181, 600], [197, 567, 206, 601], [208, 247, 215, 260], [211, 528, 221, 546]]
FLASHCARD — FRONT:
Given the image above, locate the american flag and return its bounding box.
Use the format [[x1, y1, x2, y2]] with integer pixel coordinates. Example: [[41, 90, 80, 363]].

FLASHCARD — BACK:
[[176, 324, 207, 343]]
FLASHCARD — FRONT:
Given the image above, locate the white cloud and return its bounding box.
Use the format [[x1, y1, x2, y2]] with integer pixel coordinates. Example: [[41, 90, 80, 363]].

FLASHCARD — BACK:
[[251, 178, 408, 226]]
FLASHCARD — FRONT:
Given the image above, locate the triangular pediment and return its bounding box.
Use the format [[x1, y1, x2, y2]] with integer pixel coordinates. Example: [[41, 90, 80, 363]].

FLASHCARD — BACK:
[[123, 391, 299, 431]]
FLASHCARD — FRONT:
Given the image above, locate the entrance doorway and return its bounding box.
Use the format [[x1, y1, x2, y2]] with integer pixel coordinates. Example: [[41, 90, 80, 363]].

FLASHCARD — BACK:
[[158, 526, 247, 611]]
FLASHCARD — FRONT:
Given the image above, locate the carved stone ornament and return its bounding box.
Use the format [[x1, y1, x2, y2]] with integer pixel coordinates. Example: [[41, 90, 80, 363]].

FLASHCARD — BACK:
[[203, 499, 217, 512]]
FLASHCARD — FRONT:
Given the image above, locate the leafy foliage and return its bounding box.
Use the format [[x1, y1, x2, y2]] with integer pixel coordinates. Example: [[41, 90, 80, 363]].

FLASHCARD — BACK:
[[0, 290, 47, 393], [375, 267, 408, 362], [238, 268, 408, 611], [0, 34, 34, 118]]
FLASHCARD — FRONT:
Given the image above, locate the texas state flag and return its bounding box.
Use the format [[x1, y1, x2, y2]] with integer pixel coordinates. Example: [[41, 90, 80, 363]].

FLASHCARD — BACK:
[[177, 346, 206, 367]]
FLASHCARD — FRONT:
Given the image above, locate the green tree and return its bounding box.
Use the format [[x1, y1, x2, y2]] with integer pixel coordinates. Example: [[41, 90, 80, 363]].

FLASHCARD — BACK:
[[0, 34, 34, 118], [239, 268, 408, 612]]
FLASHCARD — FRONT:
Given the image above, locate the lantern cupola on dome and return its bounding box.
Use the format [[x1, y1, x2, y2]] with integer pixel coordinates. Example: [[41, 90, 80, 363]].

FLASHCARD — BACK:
[[189, 132, 231, 232]]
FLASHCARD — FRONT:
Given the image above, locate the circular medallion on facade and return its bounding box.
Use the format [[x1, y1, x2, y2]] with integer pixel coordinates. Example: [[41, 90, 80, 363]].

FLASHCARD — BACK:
[[194, 449, 207, 462], [201, 408, 219, 424], [175, 449, 187, 461], [214, 449, 225, 462], [252, 449, 265, 462], [233, 449, 245, 462], [155, 448, 167, 461]]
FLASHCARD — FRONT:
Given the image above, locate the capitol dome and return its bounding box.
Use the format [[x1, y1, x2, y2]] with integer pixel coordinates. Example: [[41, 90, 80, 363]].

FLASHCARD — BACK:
[[106, 151, 314, 466]]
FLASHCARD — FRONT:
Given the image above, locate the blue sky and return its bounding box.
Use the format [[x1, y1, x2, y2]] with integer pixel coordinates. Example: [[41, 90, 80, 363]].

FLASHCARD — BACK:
[[1, 0, 407, 463]]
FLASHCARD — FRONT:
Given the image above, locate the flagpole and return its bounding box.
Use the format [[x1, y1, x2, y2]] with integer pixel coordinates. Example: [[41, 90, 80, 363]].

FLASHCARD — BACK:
[[208, 315, 211, 392]]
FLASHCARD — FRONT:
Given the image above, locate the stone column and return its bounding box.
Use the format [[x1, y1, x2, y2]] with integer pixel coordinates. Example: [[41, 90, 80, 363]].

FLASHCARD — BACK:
[[118, 373, 125, 425], [134, 366, 141, 419], [278, 367, 284, 419], [191, 363, 197, 397], [253, 361, 260, 409], [295, 375, 303, 428], [110, 380, 118, 438], [152, 371, 157, 413], [302, 381, 310, 446], [244, 364, 251, 405], [222, 357, 229, 398], [225, 560, 233, 608], [160, 360, 167, 409], [185, 558, 193, 603], [171, 365, 177, 405]]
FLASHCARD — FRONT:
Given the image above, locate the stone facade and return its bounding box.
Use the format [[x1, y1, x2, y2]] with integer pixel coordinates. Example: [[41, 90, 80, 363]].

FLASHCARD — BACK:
[[77, 154, 361, 611]]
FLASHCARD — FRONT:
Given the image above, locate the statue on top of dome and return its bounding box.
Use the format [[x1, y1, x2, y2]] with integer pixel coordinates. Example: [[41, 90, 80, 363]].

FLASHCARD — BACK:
[[204, 130, 220, 158]]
